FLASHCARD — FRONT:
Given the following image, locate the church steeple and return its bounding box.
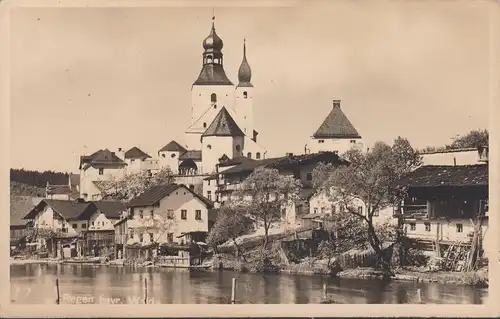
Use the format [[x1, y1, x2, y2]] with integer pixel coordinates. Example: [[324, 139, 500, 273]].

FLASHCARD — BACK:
[[193, 14, 233, 86], [237, 39, 253, 87]]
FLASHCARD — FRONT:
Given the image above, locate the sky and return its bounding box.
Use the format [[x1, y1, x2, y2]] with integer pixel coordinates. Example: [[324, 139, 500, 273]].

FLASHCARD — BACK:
[[8, 0, 492, 173]]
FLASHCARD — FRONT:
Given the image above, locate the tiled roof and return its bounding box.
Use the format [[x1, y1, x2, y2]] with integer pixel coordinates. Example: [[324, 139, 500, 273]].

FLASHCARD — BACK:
[[46, 185, 71, 195], [219, 156, 256, 167], [124, 146, 151, 159], [127, 184, 213, 208], [79, 149, 127, 169], [159, 140, 187, 153], [313, 104, 361, 139], [215, 151, 348, 177], [193, 64, 233, 86], [24, 199, 95, 221], [202, 107, 244, 137], [11, 196, 43, 227], [90, 200, 126, 219], [179, 150, 202, 161], [392, 164, 488, 189]]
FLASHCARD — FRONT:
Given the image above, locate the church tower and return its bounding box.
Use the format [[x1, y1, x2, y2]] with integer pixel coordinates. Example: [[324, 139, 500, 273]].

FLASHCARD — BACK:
[[185, 16, 236, 150], [235, 39, 254, 136]]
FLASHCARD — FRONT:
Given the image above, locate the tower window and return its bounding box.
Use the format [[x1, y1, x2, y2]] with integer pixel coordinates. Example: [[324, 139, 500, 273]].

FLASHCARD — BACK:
[[350, 140, 356, 144], [98, 168, 104, 175], [306, 173, 313, 181], [243, 91, 248, 99], [247, 152, 252, 159], [211, 93, 217, 103], [161, 153, 166, 158], [171, 153, 176, 158], [318, 140, 324, 144], [203, 122, 207, 128], [256, 152, 261, 159], [207, 144, 212, 149]]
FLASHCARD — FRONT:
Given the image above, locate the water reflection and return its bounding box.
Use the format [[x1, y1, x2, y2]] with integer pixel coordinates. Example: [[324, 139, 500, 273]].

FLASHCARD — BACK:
[[10, 264, 487, 304]]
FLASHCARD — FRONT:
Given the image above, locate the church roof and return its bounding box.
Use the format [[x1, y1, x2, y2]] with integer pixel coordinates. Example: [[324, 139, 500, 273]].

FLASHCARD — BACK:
[[124, 146, 151, 160], [193, 63, 233, 86], [159, 140, 187, 153], [202, 107, 244, 137], [237, 39, 253, 87], [313, 101, 361, 139]]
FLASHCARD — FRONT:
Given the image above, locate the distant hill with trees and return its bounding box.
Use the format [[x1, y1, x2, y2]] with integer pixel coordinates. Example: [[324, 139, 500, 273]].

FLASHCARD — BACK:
[[10, 168, 70, 197]]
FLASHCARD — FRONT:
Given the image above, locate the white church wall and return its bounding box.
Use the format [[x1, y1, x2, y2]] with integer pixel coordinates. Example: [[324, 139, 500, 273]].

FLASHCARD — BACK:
[[235, 86, 254, 136], [308, 137, 364, 155]]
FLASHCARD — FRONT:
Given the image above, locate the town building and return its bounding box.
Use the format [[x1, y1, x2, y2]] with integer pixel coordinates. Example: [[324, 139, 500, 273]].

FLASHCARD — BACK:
[[306, 100, 364, 155], [23, 199, 126, 258], [392, 161, 490, 258], [420, 146, 489, 166], [45, 173, 80, 200], [78, 18, 267, 200], [114, 184, 215, 260], [204, 151, 349, 224], [10, 196, 43, 250]]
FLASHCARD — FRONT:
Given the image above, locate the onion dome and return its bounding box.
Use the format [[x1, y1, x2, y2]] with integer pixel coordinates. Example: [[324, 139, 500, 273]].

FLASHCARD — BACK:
[[202, 21, 223, 52], [237, 39, 253, 87]]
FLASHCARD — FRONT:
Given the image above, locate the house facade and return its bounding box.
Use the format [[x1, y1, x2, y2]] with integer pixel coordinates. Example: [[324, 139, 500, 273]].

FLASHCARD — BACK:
[[10, 196, 43, 249], [114, 184, 215, 259], [392, 163, 490, 257], [45, 173, 80, 201]]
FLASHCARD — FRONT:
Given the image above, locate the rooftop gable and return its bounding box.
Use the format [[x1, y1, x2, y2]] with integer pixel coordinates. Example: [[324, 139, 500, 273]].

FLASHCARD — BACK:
[[313, 101, 361, 139], [79, 149, 127, 170], [202, 107, 244, 137], [159, 140, 187, 153], [24, 199, 96, 221], [124, 146, 151, 160], [127, 184, 213, 209]]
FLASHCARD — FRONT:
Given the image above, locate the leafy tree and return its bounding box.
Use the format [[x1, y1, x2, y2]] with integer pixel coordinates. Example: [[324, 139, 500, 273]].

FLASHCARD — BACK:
[[10, 168, 69, 188], [234, 167, 302, 249], [312, 137, 422, 271], [450, 129, 488, 149], [97, 167, 175, 201], [206, 203, 255, 259]]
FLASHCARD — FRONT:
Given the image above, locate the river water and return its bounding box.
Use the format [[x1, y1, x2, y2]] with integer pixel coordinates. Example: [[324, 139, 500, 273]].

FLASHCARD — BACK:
[[10, 264, 487, 304]]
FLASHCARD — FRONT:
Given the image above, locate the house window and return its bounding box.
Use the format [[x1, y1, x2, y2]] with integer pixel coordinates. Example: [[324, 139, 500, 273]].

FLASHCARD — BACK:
[[149, 233, 154, 242], [424, 223, 431, 232], [98, 168, 104, 175], [318, 140, 324, 144], [181, 210, 187, 220], [195, 210, 202, 220], [189, 185, 195, 191], [130, 230, 134, 239], [139, 233, 144, 242], [82, 223, 87, 229], [331, 205, 336, 214], [207, 191, 212, 201], [72, 223, 78, 229], [91, 221, 95, 226], [409, 223, 416, 231], [167, 233, 174, 243], [171, 153, 176, 158], [456, 224, 463, 233], [373, 209, 379, 217], [306, 173, 313, 181], [357, 206, 363, 215], [350, 140, 356, 144], [256, 152, 261, 159], [247, 152, 252, 159], [162, 153, 166, 158], [150, 210, 154, 218], [243, 91, 248, 99], [321, 207, 325, 214], [139, 210, 143, 218], [167, 209, 174, 219], [314, 208, 318, 214], [208, 180, 211, 186], [203, 122, 207, 128], [211, 93, 217, 103]]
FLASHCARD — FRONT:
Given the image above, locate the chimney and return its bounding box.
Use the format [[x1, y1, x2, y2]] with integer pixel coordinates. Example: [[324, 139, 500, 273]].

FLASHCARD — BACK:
[[333, 100, 341, 109], [115, 148, 125, 160]]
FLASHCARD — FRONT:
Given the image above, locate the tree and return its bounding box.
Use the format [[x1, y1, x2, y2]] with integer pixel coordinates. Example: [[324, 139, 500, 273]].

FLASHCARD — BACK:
[[234, 167, 302, 249], [450, 129, 488, 149], [206, 203, 255, 259], [313, 137, 422, 271], [97, 167, 175, 201]]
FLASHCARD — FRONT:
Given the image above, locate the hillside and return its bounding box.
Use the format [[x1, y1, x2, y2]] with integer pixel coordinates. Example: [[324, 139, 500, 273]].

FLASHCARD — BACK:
[[10, 168, 69, 187], [10, 181, 45, 197]]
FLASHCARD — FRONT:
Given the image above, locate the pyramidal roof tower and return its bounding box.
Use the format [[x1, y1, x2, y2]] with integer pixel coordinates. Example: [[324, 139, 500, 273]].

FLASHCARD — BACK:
[[202, 107, 244, 137]]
